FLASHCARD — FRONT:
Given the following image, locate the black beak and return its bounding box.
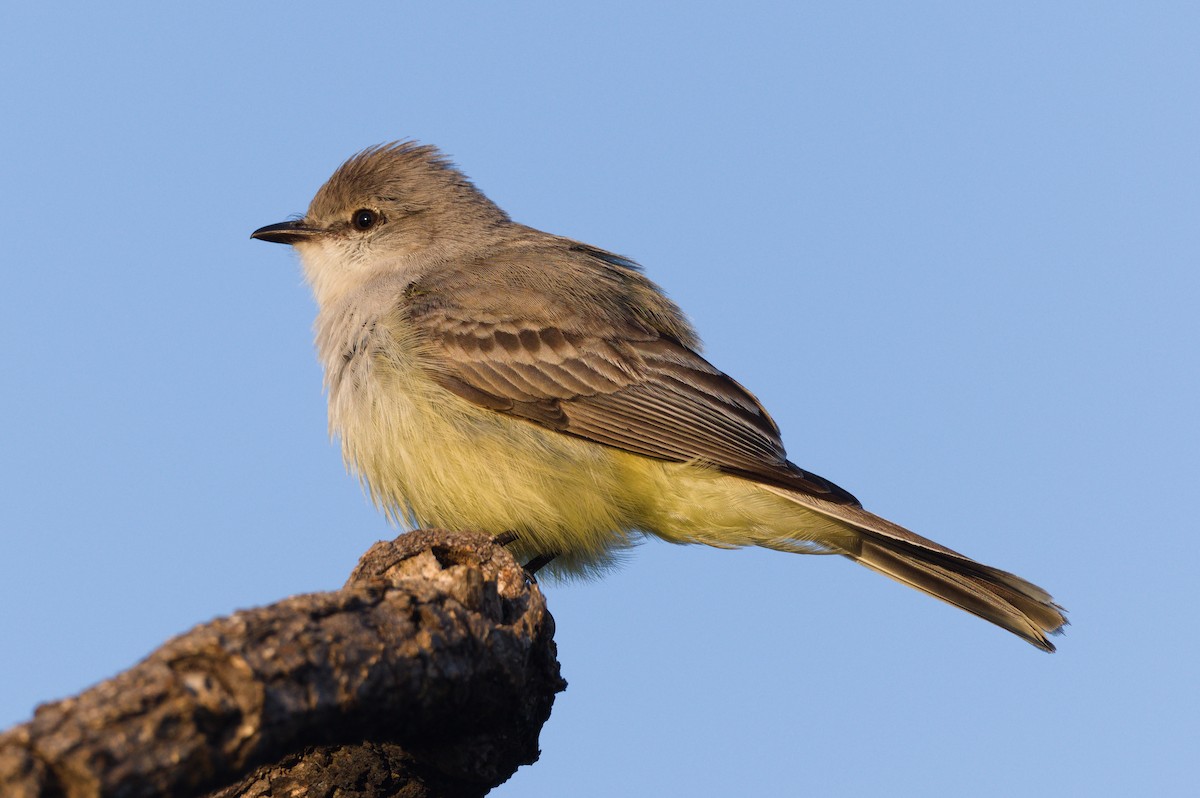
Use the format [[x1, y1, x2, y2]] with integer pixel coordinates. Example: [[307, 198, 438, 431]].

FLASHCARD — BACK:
[[251, 220, 321, 245]]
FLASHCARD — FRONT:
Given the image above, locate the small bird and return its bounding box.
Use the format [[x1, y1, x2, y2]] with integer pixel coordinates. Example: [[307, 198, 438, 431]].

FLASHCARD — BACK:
[[253, 142, 1066, 650]]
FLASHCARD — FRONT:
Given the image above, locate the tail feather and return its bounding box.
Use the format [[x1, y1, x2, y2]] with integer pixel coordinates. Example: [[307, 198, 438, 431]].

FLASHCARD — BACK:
[[852, 536, 1065, 651], [761, 486, 1068, 651]]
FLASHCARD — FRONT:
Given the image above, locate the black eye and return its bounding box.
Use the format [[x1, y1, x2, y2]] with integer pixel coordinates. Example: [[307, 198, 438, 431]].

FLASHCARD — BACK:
[[352, 209, 378, 231]]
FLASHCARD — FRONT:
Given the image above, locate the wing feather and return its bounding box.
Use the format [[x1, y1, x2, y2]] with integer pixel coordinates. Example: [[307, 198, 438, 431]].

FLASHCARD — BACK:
[[402, 244, 859, 504]]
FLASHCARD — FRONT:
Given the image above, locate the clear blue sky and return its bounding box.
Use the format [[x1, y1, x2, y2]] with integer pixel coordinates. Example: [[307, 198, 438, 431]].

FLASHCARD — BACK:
[[1, 4, 1196, 795]]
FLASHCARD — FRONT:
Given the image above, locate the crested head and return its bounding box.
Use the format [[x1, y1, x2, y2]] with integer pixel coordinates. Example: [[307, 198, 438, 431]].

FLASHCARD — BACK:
[[270, 141, 511, 307], [307, 142, 506, 226]]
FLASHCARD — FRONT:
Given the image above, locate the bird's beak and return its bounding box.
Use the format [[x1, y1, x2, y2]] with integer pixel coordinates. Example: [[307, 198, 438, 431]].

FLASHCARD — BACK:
[[250, 220, 321, 245]]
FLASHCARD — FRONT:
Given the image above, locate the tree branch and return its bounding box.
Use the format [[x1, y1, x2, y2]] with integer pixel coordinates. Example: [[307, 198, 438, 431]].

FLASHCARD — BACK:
[[0, 529, 565, 798]]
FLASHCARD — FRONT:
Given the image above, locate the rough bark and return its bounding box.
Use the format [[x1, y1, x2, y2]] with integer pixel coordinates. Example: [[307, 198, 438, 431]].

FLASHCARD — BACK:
[[0, 529, 565, 798]]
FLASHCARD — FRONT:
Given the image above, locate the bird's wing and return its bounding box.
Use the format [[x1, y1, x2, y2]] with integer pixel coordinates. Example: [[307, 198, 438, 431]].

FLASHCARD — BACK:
[[404, 268, 858, 505]]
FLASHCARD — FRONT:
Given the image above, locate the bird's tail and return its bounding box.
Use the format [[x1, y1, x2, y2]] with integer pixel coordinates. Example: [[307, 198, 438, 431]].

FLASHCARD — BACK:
[[761, 487, 1068, 651]]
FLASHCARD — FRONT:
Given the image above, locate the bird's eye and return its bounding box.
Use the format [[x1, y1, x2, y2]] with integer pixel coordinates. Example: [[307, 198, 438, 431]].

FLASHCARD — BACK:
[[352, 209, 379, 231]]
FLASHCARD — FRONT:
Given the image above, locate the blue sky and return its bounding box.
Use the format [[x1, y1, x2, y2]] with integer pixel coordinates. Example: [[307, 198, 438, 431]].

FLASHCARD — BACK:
[[1, 3, 1196, 795]]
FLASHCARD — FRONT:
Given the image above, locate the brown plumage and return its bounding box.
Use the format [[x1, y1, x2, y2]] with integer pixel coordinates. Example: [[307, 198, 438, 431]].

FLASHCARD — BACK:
[[253, 141, 1068, 651]]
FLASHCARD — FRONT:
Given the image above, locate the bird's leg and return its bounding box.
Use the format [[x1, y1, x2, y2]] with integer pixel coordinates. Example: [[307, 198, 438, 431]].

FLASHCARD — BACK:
[[522, 552, 558, 577], [490, 531, 556, 580], [492, 530, 520, 547]]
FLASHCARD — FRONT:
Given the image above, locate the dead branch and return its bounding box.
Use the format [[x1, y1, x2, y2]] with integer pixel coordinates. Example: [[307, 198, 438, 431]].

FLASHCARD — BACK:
[[0, 529, 565, 798]]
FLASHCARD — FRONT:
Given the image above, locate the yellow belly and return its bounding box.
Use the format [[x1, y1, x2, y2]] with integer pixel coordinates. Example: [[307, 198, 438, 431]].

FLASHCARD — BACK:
[[330, 349, 852, 577]]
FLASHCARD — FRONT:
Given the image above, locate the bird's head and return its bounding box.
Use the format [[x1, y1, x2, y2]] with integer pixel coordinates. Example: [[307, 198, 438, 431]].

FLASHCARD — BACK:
[[252, 141, 508, 306]]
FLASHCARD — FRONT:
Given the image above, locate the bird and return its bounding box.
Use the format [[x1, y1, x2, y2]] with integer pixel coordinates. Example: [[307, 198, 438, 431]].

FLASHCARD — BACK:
[[252, 141, 1066, 651]]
